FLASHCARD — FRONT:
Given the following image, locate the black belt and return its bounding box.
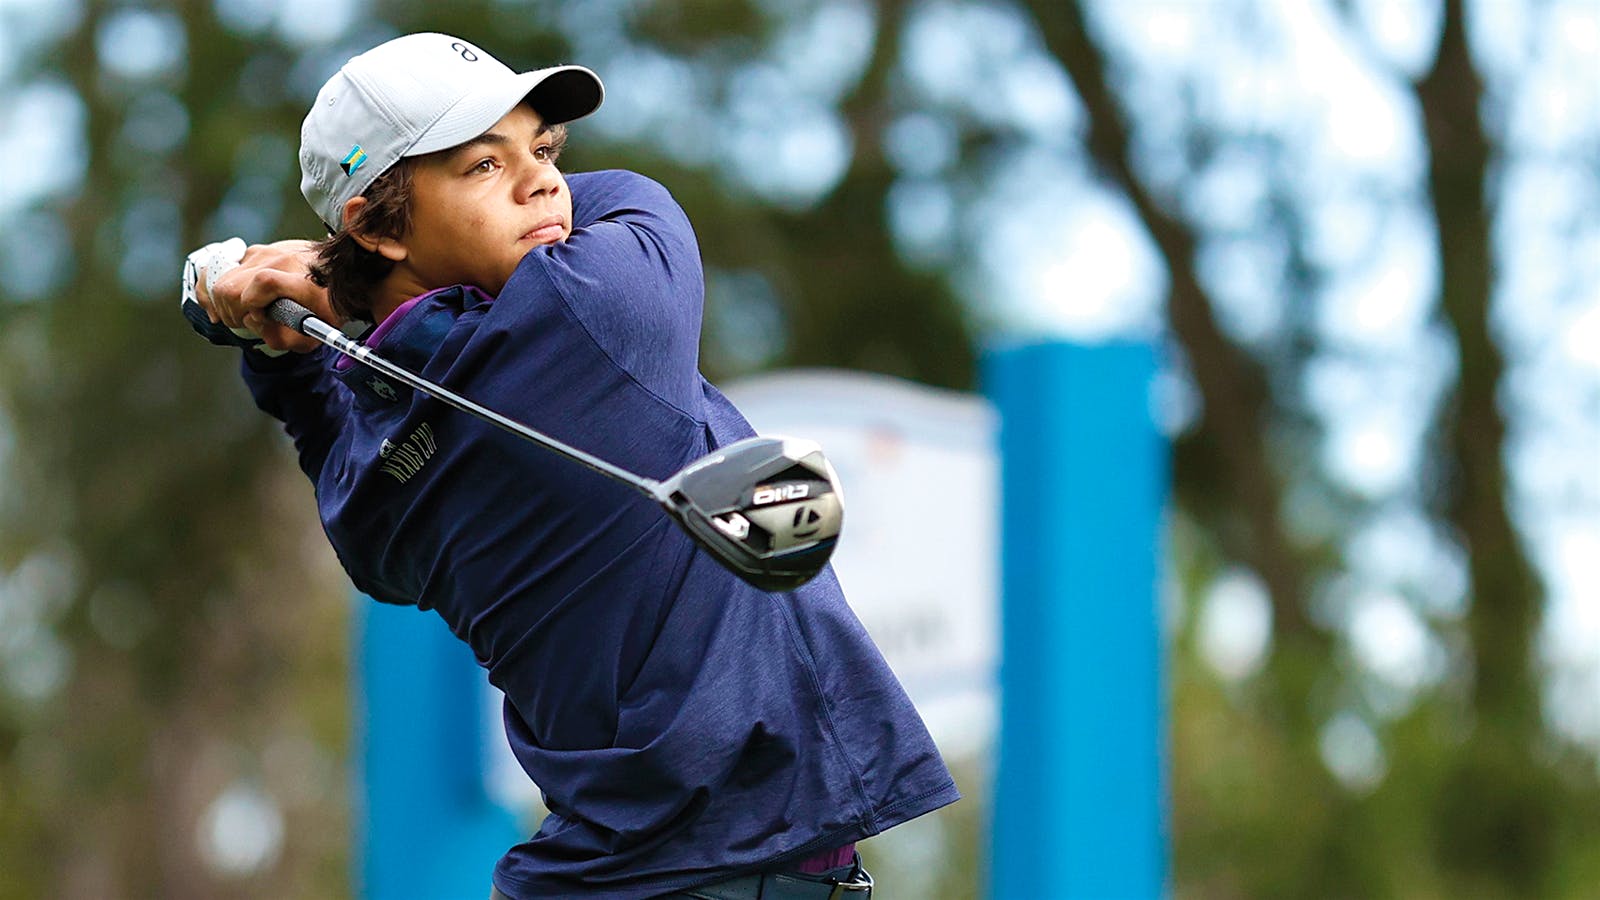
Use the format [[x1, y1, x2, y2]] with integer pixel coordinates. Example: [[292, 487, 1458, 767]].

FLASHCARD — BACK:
[[673, 860, 873, 900]]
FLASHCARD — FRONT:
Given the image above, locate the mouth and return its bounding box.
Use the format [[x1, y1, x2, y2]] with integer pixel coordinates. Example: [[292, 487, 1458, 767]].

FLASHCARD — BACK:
[[519, 216, 567, 245]]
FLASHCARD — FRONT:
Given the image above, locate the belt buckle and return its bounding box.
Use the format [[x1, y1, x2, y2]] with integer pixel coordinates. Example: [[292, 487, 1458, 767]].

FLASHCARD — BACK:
[[826, 867, 873, 899]]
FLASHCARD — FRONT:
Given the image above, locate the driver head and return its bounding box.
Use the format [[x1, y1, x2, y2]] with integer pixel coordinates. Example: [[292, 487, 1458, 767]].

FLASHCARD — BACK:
[[657, 437, 843, 591]]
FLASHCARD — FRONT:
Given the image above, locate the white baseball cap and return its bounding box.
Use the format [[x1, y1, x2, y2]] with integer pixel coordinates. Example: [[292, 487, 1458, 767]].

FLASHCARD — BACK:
[[299, 33, 603, 231]]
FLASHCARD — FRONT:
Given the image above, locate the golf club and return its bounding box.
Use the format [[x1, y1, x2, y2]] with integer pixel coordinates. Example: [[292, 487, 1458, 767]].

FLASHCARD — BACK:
[[266, 298, 843, 591]]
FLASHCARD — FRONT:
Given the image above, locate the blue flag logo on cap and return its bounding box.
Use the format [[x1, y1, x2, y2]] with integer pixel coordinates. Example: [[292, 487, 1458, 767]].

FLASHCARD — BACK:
[[340, 144, 369, 176]]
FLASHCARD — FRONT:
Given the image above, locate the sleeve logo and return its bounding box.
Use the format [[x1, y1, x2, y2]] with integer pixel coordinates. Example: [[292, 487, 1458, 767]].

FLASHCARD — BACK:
[[378, 422, 437, 483]]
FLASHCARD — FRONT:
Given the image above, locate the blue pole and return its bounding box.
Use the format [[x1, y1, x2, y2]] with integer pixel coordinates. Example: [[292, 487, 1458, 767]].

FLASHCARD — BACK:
[[353, 597, 522, 899], [985, 341, 1168, 900]]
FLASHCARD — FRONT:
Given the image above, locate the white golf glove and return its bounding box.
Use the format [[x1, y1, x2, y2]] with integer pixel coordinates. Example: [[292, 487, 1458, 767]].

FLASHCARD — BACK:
[[179, 237, 288, 356]]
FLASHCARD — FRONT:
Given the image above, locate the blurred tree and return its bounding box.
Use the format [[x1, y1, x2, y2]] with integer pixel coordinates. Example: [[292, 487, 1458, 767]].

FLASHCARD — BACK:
[[1021, 0, 1600, 897], [0, 4, 356, 898], [544, 0, 980, 388]]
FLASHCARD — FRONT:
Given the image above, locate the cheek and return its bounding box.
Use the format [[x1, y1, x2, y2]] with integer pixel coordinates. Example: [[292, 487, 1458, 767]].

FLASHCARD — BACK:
[[441, 204, 484, 241], [438, 208, 492, 267]]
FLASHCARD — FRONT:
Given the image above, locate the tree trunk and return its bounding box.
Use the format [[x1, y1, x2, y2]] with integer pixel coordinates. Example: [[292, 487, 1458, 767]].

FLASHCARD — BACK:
[[1414, 1, 1552, 891]]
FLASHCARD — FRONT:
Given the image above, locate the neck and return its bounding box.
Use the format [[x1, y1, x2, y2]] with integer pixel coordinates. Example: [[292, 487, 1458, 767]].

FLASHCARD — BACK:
[[368, 269, 432, 327]]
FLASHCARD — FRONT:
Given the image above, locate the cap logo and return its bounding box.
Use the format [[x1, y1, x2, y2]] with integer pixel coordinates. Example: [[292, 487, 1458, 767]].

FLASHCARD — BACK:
[[340, 144, 368, 176], [450, 41, 479, 61]]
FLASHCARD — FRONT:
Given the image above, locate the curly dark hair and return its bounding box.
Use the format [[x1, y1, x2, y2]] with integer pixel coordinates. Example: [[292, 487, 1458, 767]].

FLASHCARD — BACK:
[[308, 158, 418, 323]]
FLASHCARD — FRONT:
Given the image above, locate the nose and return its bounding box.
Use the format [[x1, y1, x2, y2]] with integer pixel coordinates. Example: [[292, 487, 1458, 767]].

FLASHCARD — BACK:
[[513, 149, 561, 203]]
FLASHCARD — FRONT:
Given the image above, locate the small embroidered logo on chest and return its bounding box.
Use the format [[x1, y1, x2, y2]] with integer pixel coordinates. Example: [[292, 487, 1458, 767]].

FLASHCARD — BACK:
[[366, 376, 398, 401], [378, 422, 437, 483]]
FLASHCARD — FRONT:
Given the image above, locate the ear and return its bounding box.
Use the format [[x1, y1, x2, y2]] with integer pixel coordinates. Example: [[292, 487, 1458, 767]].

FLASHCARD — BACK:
[[341, 196, 408, 262]]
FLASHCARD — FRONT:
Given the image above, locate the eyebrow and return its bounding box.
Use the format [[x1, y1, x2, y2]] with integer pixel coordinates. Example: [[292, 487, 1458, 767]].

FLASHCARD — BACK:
[[449, 121, 555, 162]]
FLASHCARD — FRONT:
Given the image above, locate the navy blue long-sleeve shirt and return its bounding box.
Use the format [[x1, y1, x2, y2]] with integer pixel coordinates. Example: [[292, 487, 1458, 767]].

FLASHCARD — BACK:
[[239, 169, 957, 898]]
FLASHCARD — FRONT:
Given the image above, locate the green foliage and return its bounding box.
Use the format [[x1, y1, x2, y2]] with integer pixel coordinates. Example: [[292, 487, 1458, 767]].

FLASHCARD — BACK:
[[632, 0, 774, 53]]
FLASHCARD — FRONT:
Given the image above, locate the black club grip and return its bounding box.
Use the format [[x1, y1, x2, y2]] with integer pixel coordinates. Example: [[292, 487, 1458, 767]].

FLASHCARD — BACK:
[[266, 299, 317, 333]]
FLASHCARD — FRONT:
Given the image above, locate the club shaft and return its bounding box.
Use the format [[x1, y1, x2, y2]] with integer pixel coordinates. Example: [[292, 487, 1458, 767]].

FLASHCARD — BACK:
[[272, 300, 660, 497]]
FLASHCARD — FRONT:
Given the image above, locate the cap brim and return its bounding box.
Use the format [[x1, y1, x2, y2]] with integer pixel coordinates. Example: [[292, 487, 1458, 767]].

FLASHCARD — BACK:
[[525, 67, 605, 124], [408, 65, 603, 157]]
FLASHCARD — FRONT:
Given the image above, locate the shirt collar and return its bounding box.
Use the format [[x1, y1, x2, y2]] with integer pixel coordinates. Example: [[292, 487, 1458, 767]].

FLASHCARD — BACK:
[[333, 285, 490, 406]]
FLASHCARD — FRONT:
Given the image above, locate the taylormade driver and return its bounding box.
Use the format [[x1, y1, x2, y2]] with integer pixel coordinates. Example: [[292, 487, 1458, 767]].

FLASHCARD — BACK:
[[267, 299, 842, 591]]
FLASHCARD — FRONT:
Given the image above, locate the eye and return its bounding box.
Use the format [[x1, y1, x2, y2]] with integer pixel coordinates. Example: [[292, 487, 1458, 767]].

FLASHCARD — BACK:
[[468, 157, 497, 175], [532, 130, 569, 165]]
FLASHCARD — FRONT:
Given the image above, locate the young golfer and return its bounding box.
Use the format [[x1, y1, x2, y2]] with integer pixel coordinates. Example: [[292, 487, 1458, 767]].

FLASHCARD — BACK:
[[181, 33, 956, 899]]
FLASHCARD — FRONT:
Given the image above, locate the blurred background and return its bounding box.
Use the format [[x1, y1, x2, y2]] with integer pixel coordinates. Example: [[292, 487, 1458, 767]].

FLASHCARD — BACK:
[[2, 0, 1598, 897]]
